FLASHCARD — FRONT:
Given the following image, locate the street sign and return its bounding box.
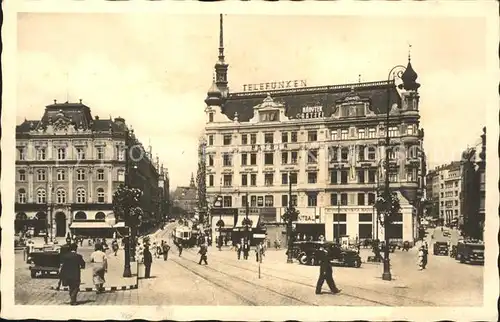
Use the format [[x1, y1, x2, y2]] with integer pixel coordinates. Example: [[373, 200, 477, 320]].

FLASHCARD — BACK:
[[238, 208, 261, 216]]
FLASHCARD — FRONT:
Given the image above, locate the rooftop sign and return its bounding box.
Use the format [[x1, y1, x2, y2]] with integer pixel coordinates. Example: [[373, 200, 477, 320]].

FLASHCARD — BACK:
[[243, 80, 307, 92]]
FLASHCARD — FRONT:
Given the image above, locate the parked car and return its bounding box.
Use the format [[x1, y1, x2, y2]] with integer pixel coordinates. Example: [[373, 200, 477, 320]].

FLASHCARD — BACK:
[[456, 241, 484, 265], [29, 250, 61, 278], [433, 241, 449, 255], [287, 241, 362, 268]]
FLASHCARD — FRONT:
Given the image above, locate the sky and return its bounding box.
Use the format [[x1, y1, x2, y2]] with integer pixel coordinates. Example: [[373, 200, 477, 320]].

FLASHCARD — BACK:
[[16, 13, 488, 189]]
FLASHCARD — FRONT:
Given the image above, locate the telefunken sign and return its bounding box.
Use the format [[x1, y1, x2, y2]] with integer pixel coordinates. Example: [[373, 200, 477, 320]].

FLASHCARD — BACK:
[[243, 80, 307, 92]]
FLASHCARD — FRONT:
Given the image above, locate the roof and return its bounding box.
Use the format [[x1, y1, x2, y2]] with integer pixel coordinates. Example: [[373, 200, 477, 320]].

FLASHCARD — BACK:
[[16, 102, 126, 134], [220, 80, 401, 122], [173, 186, 197, 201]]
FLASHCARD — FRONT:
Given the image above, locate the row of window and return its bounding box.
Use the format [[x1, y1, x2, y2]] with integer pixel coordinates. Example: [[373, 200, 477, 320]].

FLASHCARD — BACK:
[[441, 200, 459, 207], [440, 190, 459, 198], [17, 187, 106, 204], [208, 169, 415, 187], [208, 125, 417, 146], [209, 146, 419, 168], [17, 168, 125, 182], [441, 181, 459, 189], [216, 192, 379, 208], [17, 146, 124, 161]]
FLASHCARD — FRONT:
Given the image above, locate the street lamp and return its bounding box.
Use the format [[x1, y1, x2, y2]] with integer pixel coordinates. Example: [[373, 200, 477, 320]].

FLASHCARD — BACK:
[[380, 64, 406, 281], [242, 192, 253, 244], [283, 172, 299, 264]]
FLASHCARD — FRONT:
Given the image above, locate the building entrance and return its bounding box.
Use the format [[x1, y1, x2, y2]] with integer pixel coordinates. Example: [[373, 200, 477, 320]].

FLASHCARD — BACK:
[[55, 212, 66, 237]]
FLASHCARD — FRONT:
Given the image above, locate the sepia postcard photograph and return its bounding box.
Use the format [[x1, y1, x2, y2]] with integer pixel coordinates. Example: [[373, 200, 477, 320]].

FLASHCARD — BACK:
[[1, 1, 498, 321]]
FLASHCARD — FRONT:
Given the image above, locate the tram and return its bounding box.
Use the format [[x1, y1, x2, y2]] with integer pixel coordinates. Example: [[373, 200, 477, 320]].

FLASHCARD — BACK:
[[172, 226, 197, 248]]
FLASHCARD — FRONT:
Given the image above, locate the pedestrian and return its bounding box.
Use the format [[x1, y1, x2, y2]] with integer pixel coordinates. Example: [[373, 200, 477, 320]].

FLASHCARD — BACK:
[[422, 242, 429, 269], [156, 242, 162, 259], [59, 243, 86, 305], [198, 244, 208, 265], [162, 241, 170, 261], [315, 247, 341, 295], [90, 243, 108, 294], [111, 239, 119, 256], [417, 245, 425, 270], [178, 242, 183, 257], [143, 245, 153, 279], [242, 241, 250, 260], [44, 235, 48, 245], [255, 243, 262, 262], [236, 242, 242, 260], [55, 239, 72, 290]]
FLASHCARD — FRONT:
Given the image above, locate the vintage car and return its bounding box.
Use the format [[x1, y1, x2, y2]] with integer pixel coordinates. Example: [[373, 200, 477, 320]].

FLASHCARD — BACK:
[[433, 241, 449, 255], [29, 250, 61, 278], [456, 241, 484, 264], [287, 241, 362, 268]]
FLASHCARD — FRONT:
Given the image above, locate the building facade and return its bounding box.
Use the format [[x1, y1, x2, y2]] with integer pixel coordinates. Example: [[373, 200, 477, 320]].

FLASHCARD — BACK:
[[204, 15, 425, 244], [172, 174, 198, 217], [460, 127, 485, 240], [15, 101, 165, 238]]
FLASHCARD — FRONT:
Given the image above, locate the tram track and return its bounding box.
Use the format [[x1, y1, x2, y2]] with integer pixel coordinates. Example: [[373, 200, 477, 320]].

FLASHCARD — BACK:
[[171, 255, 319, 306], [202, 251, 437, 307], [169, 257, 259, 306]]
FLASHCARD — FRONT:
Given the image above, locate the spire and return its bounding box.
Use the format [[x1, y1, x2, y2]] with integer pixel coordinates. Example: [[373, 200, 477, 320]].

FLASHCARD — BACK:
[[214, 14, 229, 96], [218, 13, 225, 62], [190, 172, 196, 187]]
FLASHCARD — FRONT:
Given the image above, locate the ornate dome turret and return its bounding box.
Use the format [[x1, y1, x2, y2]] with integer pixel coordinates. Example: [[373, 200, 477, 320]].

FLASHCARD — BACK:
[[400, 57, 421, 91], [204, 76, 223, 106]]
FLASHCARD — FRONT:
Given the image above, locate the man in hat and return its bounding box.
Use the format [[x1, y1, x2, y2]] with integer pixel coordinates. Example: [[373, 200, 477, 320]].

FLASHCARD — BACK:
[[59, 243, 86, 305], [315, 246, 341, 295]]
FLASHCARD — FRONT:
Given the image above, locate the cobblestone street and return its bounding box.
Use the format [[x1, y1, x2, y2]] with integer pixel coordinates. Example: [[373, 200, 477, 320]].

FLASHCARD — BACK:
[[15, 227, 483, 306]]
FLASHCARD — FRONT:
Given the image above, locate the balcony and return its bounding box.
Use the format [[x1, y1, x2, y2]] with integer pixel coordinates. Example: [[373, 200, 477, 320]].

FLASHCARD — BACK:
[[401, 133, 420, 144]]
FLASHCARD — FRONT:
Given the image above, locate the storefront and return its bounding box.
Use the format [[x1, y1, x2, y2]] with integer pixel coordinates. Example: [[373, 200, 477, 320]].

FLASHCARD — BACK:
[[233, 210, 263, 246], [15, 212, 48, 236], [293, 210, 325, 241], [211, 208, 238, 246]]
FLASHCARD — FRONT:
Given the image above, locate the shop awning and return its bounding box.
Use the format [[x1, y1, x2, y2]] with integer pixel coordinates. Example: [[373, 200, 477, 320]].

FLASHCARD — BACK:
[[113, 222, 126, 228], [70, 222, 113, 229], [212, 215, 236, 229], [234, 215, 260, 229]]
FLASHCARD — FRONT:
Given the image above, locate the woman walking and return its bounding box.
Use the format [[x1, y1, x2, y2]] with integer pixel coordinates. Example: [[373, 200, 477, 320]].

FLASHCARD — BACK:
[[90, 243, 108, 294]]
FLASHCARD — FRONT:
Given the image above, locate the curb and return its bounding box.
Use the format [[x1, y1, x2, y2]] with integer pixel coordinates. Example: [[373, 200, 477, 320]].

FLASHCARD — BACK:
[[50, 284, 138, 292]]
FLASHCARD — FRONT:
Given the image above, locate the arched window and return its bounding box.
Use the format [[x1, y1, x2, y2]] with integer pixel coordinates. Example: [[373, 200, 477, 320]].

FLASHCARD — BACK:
[[16, 212, 28, 220], [36, 188, 46, 204], [76, 169, 86, 181], [18, 188, 27, 204], [95, 212, 106, 221], [96, 188, 105, 203], [76, 188, 86, 203], [56, 189, 66, 204], [74, 211, 87, 220]]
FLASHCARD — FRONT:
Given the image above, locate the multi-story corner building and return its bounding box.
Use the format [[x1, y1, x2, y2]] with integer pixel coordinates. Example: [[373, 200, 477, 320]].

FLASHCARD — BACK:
[[15, 100, 166, 238], [460, 127, 485, 239], [203, 15, 425, 243], [428, 161, 462, 226], [425, 169, 440, 219]]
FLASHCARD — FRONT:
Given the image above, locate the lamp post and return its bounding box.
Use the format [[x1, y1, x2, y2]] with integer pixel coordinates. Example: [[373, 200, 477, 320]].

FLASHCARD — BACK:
[[242, 192, 253, 243], [284, 172, 298, 264], [122, 129, 132, 278], [381, 64, 406, 281]]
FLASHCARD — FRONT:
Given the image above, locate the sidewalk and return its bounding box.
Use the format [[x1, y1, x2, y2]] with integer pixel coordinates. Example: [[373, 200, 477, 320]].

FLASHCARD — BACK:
[[51, 248, 138, 292]]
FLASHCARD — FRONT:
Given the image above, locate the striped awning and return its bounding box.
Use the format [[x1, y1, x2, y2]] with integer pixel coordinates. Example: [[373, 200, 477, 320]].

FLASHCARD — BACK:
[[70, 222, 112, 229]]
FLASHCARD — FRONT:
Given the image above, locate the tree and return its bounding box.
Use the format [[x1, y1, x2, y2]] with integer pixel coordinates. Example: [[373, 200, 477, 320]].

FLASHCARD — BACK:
[[112, 184, 143, 227], [374, 187, 402, 227]]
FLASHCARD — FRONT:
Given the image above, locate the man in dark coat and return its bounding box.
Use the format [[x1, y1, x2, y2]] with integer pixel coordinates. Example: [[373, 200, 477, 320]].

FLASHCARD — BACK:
[[198, 244, 208, 265], [59, 243, 86, 305], [242, 241, 250, 260], [143, 245, 153, 279], [56, 240, 72, 290], [162, 241, 170, 261], [315, 247, 341, 295]]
